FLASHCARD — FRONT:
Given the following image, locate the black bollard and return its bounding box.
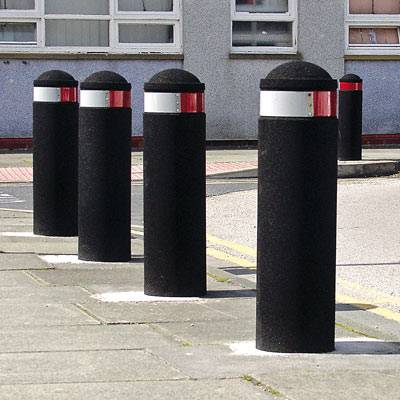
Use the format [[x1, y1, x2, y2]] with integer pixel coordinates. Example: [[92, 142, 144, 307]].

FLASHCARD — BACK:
[[143, 69, 206, 297], [33, 70, 78, 236], [338, 74, 363, 161], [78, 71, 132, 262], [256, 61, 338, 353]]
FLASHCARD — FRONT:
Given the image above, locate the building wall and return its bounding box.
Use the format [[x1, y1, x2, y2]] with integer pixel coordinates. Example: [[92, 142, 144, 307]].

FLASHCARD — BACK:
[[0, 59, 181, 138], [345, 61, 400, 134], [183, 0, 345, 140]]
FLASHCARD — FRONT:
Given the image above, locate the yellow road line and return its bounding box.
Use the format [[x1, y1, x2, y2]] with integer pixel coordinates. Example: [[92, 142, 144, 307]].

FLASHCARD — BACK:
[[206, 247, 256, 268], [337, 294, 400, 323], [130, 228, 400, 323], [206, 234, 256, 258]]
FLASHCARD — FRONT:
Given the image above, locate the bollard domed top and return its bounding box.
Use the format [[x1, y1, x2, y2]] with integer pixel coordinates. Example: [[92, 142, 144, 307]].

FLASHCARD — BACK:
[[34, 70, 78, 88], [80, 71, 131, 91], [340, 73, 362, 83], [144, 69, 205, 93], [260, 61, 337, 91]]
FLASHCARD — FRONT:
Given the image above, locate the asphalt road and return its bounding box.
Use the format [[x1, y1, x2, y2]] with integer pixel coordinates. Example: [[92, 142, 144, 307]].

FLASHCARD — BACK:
[[0, 179, 258, 226]]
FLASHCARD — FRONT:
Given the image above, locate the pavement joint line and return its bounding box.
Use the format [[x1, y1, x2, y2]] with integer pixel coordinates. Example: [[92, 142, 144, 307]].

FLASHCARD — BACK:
[[147, 323, 193, 348], [0, 207, 33, 213], [144, 347, 190, 379], [207, 272, 232, 284], [335, 321, 378, 339], [241, 374, 288, 399], [73, 303, 107, 325], [0, 348, 148, 355], [0, 267, 54, 272], [0, 378, 194, 387], [23, 270, 52, 287], [199, 301, 240, 320]]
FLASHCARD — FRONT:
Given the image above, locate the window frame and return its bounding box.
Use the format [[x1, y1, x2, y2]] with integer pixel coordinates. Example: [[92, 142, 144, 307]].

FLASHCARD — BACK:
[[230, 0, 298, 54], [0, 0, 182, 54], [346, 0, 400, 55]]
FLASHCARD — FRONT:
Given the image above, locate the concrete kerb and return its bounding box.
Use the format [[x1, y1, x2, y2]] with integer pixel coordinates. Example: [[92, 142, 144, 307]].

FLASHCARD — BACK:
[[208, 160, 400, 180]]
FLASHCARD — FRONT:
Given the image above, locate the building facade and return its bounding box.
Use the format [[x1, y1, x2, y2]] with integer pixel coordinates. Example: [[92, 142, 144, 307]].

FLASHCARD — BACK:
[[0, 0, 399, 140]]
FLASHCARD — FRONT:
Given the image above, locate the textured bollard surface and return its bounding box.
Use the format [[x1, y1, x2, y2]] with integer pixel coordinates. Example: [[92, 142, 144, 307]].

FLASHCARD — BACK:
[[257, 61, 338, 353], [143, 69, 206, 297], [33, 70, 78, 236], [78, 71, 132, 262], [339, 74, 363, 161]]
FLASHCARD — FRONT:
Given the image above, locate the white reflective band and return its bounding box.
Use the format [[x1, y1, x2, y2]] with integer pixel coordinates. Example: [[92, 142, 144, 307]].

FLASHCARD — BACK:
[[80, 90, 111, 108], [144, 92, 181, 113], [34, 87, 77, 103], [260, 90, 337, 118], [80, 89, 131, 108], [260, 91, 313, 117], [34, 87, 60, 102], [144, 92, 205, 113]]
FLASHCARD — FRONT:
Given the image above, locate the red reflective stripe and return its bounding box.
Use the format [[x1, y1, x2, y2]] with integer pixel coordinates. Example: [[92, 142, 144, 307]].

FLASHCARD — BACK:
[[180, 92, 205, 113], [339, 82, 363, 91], [313, 91, 337, 117], [109, 90, 131, 108], [60, 87, 78, 102]]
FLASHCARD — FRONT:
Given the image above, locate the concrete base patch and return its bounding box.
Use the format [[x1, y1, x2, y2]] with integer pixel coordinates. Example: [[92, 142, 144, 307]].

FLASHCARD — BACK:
[[92, 291, 201, 303], [228, 337, 399, 356]]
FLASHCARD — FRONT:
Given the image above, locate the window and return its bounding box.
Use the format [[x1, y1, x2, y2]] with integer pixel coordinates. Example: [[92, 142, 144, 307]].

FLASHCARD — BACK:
[[0, 0, 181, 54], [231, 0, 297, 54], [346, 0, 400, 55]]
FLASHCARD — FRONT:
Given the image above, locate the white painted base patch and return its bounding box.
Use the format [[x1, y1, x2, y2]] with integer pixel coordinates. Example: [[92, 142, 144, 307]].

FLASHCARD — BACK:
[[229, 337, 386, 357], [41, 255, 94, 264], [1, 231, 36, 237], [93, 291, 201, 303], [229, 341, 274, 357]]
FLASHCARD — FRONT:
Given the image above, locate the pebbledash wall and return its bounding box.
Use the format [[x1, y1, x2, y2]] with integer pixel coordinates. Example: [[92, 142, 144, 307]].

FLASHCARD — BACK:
[[0, 0, 398, 139]]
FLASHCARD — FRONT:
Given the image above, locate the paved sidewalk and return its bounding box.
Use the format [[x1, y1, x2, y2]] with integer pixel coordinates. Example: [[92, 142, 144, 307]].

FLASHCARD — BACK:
[[0, 203, 399, 399]]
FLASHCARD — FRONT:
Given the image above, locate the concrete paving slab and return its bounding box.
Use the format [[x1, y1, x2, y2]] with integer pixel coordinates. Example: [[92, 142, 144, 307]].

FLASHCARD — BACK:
[[336, 309, 400, 341], [150, 341, 400, 381], [0, 240, 78, 255], [0, 303, 99, 328], [151, 319, 256, 345], [199, 298, 255, 321], [0, 349, 186, 385], [0, 253, 52, 271], [254, 367, 400, 400], [77, 299, 237, 325], [149, 321, 358, 346], [0, 271, 42, 287], [0, 378, 272, 400], [0, 286, 90, 304], [0, 224, 34, 232], [29, 268, 144, 287], [0, 324, 172, 353]]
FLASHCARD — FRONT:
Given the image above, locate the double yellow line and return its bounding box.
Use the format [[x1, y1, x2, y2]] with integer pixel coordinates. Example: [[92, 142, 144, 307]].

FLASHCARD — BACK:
[[132, 224, 400, 323]]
